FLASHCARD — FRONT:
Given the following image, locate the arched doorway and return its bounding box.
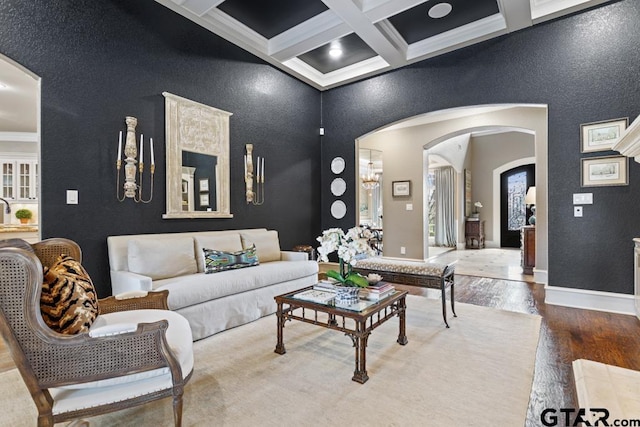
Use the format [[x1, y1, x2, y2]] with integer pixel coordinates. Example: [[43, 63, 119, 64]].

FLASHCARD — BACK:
[[356, 104, 548, 284]]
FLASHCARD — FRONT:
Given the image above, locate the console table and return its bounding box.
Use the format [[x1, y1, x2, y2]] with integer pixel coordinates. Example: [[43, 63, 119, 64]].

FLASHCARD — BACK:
[[465, 219, 485, 249], [521, 225, 535, 275]]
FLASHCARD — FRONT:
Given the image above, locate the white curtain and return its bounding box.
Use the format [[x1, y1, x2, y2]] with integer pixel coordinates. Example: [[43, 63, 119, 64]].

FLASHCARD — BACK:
[[434, 167, 456, 247]]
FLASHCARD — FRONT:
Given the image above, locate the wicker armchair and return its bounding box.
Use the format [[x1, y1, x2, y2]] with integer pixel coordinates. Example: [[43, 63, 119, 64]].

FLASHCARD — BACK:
[[0, 238, 193, 426]]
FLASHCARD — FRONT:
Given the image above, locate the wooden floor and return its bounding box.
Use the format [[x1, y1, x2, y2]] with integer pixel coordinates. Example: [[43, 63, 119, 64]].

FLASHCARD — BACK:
[[395, 275, 640, 427], [1, 275, 639, 426]]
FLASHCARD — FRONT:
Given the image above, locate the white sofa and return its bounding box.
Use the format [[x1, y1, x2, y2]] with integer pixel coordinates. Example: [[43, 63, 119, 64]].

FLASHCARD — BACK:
[[107, 228, 318, 340]]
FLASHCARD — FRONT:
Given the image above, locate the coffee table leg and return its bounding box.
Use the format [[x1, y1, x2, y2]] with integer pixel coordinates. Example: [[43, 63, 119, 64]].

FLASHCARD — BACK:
[[397, 296, 408, 345], [274, 301, 286, 355], [352, 324, 370, 384]]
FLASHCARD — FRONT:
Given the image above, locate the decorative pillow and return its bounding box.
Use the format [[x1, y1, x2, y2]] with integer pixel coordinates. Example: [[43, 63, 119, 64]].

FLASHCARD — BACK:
[[194, 233, 243, 272], [203, 244, 259, 274], [40, 255, 99, 335], [240, 230, 281, 263], [127, 237, 197, 280]]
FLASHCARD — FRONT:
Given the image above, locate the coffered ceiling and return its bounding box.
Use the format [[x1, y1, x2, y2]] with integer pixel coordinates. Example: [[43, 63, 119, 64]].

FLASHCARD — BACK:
[[155, 0, 613, 90]]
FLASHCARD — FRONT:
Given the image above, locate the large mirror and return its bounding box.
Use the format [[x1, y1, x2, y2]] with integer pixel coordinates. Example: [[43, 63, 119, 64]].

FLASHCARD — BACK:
[[163, 92, 232, 219]]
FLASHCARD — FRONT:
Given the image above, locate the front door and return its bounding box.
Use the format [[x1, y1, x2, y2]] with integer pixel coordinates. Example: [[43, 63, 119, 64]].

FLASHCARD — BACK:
[[500, 164, 535, 248]]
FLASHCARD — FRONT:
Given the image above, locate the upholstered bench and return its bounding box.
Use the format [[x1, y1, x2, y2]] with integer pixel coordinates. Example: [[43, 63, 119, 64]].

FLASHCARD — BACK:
[[353, 257, 457, 327]]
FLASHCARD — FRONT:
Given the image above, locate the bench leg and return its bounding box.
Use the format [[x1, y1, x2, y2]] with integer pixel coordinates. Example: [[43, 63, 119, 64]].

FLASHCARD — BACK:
[[441, 285, 449, 328], [450, 281, 457, 318]]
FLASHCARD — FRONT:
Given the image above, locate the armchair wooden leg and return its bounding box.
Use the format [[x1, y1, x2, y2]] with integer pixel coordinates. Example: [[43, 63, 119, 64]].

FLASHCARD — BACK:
[[173, 393, 184, 427], [37, 414, 54, 427]]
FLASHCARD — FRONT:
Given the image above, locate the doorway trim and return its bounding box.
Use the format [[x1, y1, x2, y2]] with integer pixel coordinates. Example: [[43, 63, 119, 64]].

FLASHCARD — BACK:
[[491, 156, 535, 248]]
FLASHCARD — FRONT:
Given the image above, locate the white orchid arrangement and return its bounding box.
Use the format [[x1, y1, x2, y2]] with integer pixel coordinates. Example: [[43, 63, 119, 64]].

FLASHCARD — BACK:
[[473, 201, 483, 214], [316, 227, 375, 287]]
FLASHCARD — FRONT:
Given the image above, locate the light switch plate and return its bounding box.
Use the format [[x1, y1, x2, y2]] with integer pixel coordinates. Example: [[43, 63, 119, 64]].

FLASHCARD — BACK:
[[406, 203, 413, 211], [573, 193, 593, 205], [66, 190, 78, 205]]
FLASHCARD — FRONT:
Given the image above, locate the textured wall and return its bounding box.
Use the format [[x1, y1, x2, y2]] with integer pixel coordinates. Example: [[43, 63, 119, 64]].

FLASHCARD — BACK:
[[0, 0, 321, 296], [321, 0, 640, 294]]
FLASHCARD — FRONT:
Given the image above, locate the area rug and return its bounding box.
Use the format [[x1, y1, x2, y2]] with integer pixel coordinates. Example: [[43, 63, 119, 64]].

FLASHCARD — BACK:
[[0, 295, 541, 426], [573, 359, 640, 424]]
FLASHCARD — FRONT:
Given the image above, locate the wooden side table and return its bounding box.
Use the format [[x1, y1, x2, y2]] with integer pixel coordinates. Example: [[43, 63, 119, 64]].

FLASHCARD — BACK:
[[465, 219, 485, 249], [521, 226, 535, 275]]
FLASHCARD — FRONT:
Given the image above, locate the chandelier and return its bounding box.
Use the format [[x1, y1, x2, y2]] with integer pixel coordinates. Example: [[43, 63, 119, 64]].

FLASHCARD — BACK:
[[361, 150, 379, 190]]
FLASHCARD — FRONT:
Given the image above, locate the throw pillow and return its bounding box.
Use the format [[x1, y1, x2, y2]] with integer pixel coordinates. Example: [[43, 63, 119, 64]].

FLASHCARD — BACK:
[[127, 237, 198, 280], [194, 233, 243, 272], [239, 230, 281, 263], [203, 244, 259, 273], [40, 255, 99, 335]]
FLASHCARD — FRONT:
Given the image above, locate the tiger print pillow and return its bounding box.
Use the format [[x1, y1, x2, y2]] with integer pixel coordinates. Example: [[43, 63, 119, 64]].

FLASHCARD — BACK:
[[40, 255, 99, 335]]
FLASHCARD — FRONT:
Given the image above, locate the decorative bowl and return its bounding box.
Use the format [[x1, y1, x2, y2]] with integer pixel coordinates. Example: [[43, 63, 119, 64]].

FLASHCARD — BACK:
[[366, 273, 383, 284]]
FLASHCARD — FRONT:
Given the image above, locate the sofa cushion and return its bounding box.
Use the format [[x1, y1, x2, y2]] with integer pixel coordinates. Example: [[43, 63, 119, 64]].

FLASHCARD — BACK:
[[40, 255, 99, 335], [194, 233, 243, 272], [240, 230, 281, 263], [203, 244, 259, 273], [127, 237, 197, 280], [154, 260, 318, 310]]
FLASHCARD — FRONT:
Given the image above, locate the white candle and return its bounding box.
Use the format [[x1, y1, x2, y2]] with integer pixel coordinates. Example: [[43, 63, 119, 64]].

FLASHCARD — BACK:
[[256, 156, 261, 180], [261, 158, 265, 182], [150, 137, 154, 165], [117, 131, 122, 161], [139, 134, 143, 163], [244, 155, 247, 177]]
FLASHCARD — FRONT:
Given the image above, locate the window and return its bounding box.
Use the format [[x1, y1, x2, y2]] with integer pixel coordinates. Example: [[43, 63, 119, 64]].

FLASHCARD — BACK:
[[507, 171, 527, 231]]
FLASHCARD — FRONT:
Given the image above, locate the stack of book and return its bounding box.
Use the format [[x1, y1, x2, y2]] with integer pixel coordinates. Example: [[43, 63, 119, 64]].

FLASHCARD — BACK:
[[360, 281, 395, 301], [313, 280, 336, 292]]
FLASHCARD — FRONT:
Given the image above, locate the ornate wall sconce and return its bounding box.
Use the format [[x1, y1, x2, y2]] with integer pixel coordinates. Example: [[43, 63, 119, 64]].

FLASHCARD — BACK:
[[244, 144, 264, 205], [116, 116, 155, 203]]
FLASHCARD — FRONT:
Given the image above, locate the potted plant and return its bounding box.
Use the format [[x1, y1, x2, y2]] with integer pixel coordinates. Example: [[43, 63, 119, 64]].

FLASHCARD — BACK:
[[15, 208, 32, 224], [316, 227, 374, 302]]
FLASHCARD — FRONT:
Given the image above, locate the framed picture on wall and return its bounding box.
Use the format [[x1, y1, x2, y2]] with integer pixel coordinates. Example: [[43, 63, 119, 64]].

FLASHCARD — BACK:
[[581, 155, 628, 187], [580, 118, 628, 153], [392, 180, 411, 197], [200, 193, 210, 206], [199, 178, 209, 192]]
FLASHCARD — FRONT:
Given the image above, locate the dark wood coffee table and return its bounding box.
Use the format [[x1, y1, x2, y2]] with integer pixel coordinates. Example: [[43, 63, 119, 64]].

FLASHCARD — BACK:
[[274, 286, 408, 383]]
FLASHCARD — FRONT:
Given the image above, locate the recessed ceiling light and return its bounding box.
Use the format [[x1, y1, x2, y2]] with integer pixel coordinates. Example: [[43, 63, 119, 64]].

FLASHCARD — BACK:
[[428, 3, 453, 19], [329, 46, 343, 58]]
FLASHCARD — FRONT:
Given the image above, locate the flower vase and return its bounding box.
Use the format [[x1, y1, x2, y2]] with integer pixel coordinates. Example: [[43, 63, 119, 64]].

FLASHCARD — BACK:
[[334, 285, 360, 304]]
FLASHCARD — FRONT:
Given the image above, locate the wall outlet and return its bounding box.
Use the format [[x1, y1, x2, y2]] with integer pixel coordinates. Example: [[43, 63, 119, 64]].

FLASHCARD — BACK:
[[406, 203, 413, 211], [66, 190, 78, 205], [574, 206, 583, 217], [400, 246, 406, 255]]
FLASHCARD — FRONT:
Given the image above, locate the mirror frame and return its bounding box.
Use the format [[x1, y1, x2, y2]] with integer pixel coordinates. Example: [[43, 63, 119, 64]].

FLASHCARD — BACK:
[[162, 92, 233, 219]]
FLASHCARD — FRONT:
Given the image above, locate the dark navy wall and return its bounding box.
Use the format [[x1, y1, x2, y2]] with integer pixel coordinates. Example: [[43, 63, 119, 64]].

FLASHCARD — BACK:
[[0, 0, 321, 296], [321, 0, 640, 294]]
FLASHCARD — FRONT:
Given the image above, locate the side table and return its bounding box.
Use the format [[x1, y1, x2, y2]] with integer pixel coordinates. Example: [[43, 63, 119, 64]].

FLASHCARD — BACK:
[[465, 219, 485, 249]]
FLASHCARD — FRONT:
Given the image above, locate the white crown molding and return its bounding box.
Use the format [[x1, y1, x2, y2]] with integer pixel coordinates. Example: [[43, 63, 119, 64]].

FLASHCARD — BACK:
[[407, 14, 506, 61], [613, 115, 640, 162]]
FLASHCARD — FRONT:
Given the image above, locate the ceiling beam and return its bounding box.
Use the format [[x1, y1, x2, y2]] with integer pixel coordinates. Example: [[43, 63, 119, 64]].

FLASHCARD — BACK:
[[321, 0, 406, 67]]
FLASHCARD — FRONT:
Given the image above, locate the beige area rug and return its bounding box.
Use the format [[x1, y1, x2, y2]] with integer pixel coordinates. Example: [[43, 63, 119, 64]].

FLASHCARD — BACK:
[[573, 359, 640, 423], [0, 296, 541, 426]]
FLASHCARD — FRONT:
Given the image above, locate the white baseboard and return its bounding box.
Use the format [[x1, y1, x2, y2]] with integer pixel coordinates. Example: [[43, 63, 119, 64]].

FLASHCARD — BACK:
[[533, 268, 547, 285], [545, 285, 636, 316]]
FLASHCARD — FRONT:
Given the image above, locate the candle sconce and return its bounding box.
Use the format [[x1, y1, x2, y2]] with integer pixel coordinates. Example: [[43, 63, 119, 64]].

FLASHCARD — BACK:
[[244, 144, 264, 205], [116, 116, 155, 203]]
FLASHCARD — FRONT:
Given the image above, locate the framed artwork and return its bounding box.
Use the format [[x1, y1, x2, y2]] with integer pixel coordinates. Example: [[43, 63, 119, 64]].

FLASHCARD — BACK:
[[464, 169, 472, 217], [580, 118, 628, 153], [392, 180, 411, 197], [581, 155, 628, 187], [199, 178, 209, 192], [200, 193, 210, 206]]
